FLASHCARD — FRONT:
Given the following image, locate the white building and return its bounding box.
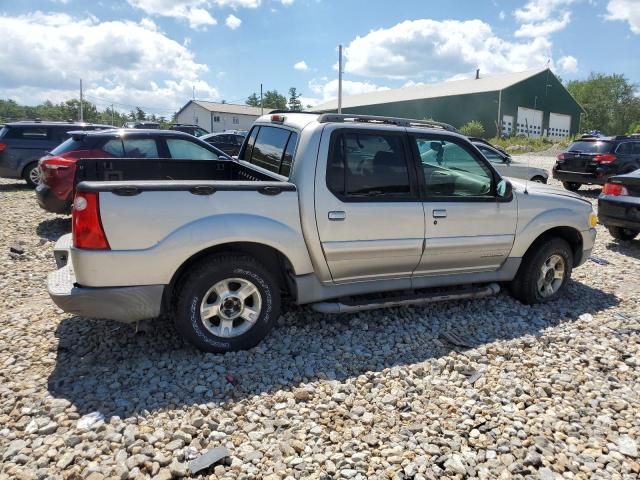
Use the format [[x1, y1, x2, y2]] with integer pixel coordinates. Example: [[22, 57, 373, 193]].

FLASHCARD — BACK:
[[175, 100, 271, 133]]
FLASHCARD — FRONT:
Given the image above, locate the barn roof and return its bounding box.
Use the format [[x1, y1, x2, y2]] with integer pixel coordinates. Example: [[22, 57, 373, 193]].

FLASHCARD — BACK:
[[176, 100, 270, 118], [309, 67, 551, 112]]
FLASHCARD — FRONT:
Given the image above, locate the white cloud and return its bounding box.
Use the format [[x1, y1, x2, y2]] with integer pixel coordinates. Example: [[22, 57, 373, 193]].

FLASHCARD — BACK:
[[225, 14, 242, 29], [281, 0, 294, 4], [0, 12, 219, 112], [606, 0, 640, 34], [294, 60, 309, 71], [499, 11, 506, 20], [308, 78, 389, 103], [127, 0, 263, 28], [342, 19, 553, 80], [515, 11, 572, 37], [557, 55, 578, 73], [514, 0, 576, 23], [127, 0, 216, 29]]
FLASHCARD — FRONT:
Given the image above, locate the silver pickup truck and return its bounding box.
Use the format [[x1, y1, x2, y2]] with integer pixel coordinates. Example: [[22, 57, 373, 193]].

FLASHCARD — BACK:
[[48, 113, 597, 352]]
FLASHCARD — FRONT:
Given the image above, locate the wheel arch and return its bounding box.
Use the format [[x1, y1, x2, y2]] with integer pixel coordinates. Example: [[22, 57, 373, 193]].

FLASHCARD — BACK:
[[162, 242, 297, 314], [521, 226, 583, 266]]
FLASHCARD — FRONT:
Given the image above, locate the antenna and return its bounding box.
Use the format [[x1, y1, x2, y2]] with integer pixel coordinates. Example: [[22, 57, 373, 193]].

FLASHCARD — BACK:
[[338, 45, 343, 114]]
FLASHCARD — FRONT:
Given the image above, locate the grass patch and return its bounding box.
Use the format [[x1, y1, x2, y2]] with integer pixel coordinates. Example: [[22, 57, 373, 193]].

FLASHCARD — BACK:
[[488, 136, 573, 154]]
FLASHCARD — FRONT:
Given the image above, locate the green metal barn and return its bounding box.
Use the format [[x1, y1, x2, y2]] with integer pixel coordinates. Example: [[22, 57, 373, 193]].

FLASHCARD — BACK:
[[309, 68, 585, 138]]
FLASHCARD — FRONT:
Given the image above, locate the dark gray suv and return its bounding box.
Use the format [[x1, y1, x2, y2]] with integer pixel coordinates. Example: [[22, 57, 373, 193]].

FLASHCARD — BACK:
[[0, 121, 111, 187]]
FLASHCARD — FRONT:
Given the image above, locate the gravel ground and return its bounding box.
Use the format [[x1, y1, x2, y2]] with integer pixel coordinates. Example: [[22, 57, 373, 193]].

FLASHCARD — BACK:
[[1, 157, 639, 480]]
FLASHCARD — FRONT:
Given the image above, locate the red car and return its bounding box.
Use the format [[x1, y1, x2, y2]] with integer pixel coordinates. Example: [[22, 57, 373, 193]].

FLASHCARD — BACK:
[[36, 129, 229, 214]]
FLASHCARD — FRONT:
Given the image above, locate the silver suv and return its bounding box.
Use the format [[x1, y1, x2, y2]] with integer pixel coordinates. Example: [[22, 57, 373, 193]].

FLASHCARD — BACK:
[[48, 113, 597, 352]]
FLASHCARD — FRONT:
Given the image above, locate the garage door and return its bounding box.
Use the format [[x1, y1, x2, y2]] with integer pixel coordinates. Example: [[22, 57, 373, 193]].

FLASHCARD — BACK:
[[516, 107, 543, 138], [549, 113, 571, 139]]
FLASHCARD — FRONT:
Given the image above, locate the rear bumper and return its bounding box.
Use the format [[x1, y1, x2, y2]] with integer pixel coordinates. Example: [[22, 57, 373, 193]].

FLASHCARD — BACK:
[[598, 196, 640, 231], [36, 184, 72, 214], [48, 235, 164, 323], [552, 169, 602, 185]]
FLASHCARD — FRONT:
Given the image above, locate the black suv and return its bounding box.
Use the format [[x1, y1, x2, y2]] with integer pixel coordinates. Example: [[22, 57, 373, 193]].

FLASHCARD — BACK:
[[553, 134, 640, 191], [0, 121, 111, 187], [169, 124, 209, 137], [201, 132, 246, 156]]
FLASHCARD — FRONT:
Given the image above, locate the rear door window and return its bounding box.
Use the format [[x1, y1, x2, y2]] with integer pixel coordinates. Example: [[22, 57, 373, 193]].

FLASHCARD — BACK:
[[5, 127, 50, 140], [166, 138, 219, 160], [633, 142, 640, 155], [101, 138, 125, 157], [241, 126, 297, 176], [327, 131, 412, 198], [122, 138, 159, 158], [616, 142, 633, 155]]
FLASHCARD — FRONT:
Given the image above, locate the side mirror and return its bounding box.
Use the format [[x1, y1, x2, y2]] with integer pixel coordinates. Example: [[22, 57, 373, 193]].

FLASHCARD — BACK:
[[496, 178, 513, 200]]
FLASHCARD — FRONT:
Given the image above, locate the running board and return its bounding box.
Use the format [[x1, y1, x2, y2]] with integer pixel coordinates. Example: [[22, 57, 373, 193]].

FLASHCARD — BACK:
[[311, 283, 500, 314]]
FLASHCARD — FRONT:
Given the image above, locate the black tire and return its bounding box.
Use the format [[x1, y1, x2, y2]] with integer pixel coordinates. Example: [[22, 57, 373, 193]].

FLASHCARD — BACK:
[[22, 162, 40, 188], [608, 226, 639, 241], [174, 253, 280, 353], [509, 238, 573, 305], [531, 176, 547, 184], [562, 182, 581, 191]]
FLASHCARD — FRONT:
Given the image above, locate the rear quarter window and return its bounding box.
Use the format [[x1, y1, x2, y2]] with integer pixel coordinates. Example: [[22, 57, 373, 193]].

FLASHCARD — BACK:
[[567, 141, 613, 154], [239, 125, 298, 176]]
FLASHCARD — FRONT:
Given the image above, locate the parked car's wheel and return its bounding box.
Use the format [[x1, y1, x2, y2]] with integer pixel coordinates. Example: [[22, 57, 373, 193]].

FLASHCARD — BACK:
[[509, 237, 573, 305], [23, 162, 41, 188], [562, 181, 581, 191], [607, 226, 639, 241], [531, 176, 547, 184], [174, 253, 280, 353]]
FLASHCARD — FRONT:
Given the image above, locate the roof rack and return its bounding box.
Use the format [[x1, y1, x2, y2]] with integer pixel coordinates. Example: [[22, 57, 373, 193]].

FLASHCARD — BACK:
[[316, 113, 458, 132], [267, 110, 318, 115], [613, 134, 640, 140]]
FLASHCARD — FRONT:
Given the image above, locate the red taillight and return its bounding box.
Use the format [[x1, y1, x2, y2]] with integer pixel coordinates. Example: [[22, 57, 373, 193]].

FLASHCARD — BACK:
[[72, 192, 110, 250], [0, 142, 6, 152], [41, 155, 74, 170], [557, 153, 566, 161], [602, 183, 629, 196], [271, 114, 285, 123], [594, 154, 617, 163]]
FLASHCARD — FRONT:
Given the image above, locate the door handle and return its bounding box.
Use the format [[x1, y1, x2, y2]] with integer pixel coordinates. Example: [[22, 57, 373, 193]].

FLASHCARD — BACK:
[[328, 211, 346, 221], [432, 209, 447, 218]]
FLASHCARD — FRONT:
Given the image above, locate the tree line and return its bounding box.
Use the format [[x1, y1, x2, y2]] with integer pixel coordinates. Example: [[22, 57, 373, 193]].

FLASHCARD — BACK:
[[245, 87, 306, 111], [0, 99, 172, 127]]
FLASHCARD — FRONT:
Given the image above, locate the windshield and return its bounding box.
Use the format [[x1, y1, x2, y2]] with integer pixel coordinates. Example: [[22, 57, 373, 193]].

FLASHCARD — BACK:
[[567, 140, 613, 154]]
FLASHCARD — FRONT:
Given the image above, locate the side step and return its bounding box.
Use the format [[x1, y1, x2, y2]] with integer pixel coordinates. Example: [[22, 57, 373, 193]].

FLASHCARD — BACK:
[[311, 283, 500, 314]]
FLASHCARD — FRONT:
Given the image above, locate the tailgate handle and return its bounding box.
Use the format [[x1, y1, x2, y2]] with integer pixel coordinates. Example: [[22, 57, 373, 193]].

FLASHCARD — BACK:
[[259, 186, 282, 196], [190, 185, 217, 196], [112, 186, 140, 196]]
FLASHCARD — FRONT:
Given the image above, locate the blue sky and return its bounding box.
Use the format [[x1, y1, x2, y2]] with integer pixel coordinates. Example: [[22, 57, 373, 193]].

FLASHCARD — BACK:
[[0, 0, 638, 115]]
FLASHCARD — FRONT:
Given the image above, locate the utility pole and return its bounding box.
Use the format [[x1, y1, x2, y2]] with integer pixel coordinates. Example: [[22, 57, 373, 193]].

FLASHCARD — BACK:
[[111, 104, 114, 126], [338, 45, 343, 114], [79, 79, 84, 122], [192, 86, 195, 100], [260, 83, 264, 116]]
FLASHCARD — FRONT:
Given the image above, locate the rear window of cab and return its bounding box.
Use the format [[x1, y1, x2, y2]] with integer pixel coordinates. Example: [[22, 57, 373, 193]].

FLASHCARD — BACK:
[[239, 125, 298, 177]]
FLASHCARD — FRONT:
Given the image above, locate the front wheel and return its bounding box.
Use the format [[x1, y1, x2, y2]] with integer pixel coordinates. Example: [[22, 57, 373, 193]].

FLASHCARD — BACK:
[[509, 238, 573, 305], [23, 162, 41, 188], [608, 226, 639, 241], [562, 181, 581, 191], [531, 176, 547, 184], [174, 254, 280, 353]]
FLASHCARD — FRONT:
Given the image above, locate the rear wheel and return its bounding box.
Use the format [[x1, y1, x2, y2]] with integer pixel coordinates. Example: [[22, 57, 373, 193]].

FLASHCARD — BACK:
[[23, 162, 41, 188], [608, 226, 639, 241], [562, 182, 581, 191], [174, 254, 280, 353], [509, 238, 573, 305], [531, 176, 547, 184]]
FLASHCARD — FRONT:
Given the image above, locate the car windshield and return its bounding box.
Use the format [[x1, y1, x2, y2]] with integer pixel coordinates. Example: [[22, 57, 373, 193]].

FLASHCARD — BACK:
[[567, 141, 612, 154]]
